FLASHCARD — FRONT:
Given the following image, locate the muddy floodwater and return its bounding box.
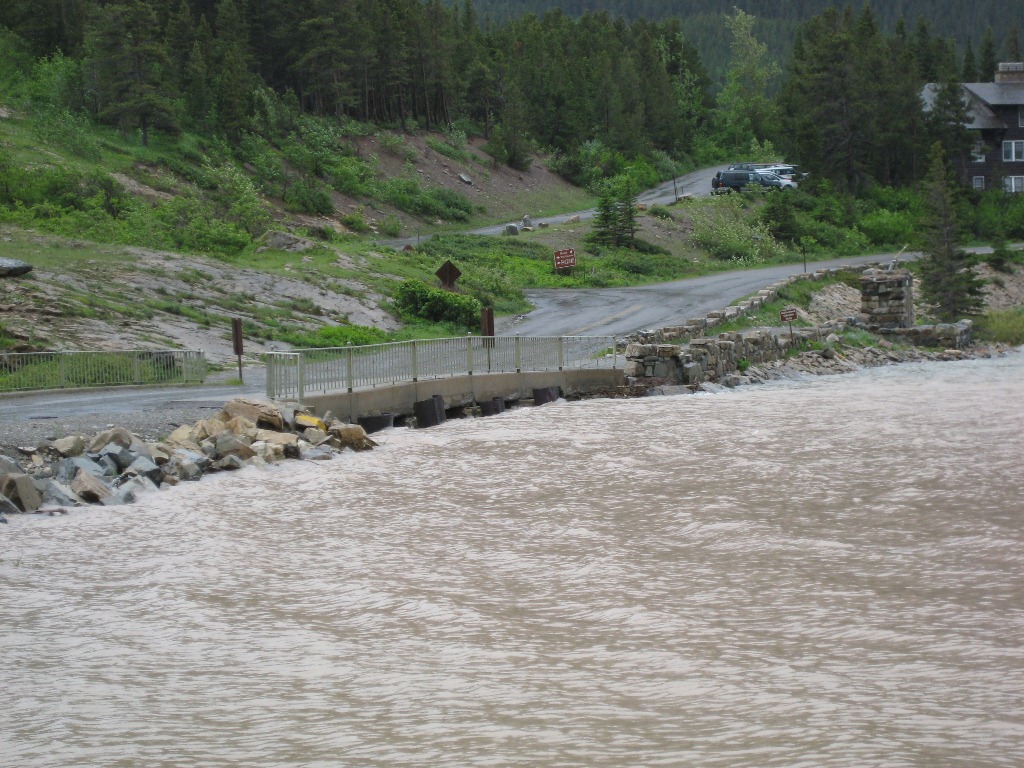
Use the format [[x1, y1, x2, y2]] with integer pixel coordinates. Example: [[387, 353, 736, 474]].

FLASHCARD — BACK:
[[3, 354, 1023, 767]]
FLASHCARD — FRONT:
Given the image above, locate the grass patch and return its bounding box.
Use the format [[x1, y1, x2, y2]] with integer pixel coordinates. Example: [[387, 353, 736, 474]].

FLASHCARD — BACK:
[[712, 271, 861, 334]]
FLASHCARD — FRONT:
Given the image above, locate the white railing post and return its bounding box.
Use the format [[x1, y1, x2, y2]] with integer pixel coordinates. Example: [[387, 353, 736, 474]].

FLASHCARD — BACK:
[[514, 335, 521, 373], [296, 353, 305, 408], [346, 342, 354, 392], [466, 334, 473, 375], [411, 340, 419, 382], [59, 353, 66, 388], [558, 337, 565, 371]]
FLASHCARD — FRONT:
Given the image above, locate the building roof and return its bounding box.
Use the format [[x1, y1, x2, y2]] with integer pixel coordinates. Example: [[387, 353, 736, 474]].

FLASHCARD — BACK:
[[963, 82, 1024, 106], [922, 83, 1010, 130]]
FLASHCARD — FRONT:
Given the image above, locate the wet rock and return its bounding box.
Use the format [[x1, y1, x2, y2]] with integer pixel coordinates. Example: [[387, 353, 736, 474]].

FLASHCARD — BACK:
[[504, 223, 520, 236], [327, 422, 376, 450], [213, 455, 247, 471], [300, 444, 335, 461], [70, 469, 113, 503], [222, 415, 258, 440], [0, 257, 33, 278], [1, 472, 42, 512], [56, 456, 107, 485], [0, 494, 18, 516], [41, 480, 83, 508], [125, 456, 164, 485]]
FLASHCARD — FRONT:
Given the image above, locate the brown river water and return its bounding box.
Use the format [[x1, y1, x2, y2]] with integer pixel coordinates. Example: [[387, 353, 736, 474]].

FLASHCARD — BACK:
[[3, 354, 1023, 767]]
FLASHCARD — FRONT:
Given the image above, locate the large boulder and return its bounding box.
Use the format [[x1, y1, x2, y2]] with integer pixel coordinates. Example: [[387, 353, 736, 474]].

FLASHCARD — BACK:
[[222, 398, 286, 431], [71, 469, 113, 503], [0, 472, 42, 512], [213, 432, 256, 460], [52, 435, 86, 457], [327, 422, 377, 451], [0, 258, 33, 278], [88, 427, 134, 453]]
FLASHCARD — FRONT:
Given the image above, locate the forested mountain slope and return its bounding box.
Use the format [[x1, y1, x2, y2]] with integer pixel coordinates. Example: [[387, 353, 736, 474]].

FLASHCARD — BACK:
[[470, 0, 1021, 79]]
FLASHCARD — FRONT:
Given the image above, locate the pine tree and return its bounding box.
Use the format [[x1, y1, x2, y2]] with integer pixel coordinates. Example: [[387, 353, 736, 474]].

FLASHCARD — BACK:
[[84, 0, 179, 146], [979, 27, 997, 81], [961, 39, 977, 82], [918, 143, 985, 321], [593, 174, 638, 248]]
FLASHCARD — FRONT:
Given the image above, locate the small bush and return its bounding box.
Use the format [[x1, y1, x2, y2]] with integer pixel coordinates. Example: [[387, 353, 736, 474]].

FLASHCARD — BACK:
[[975, 308, 1024, 345], [648, 205, 674, 221], [380, 214, 401, 237], [393, 280, 481, 327]]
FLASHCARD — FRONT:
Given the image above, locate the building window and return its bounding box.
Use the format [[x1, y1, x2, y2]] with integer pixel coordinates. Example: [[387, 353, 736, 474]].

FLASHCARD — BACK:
[[1003, 140, 1024, 161], [972, 141, 986, 162], [973, 176, 985, 190], [1019, 106, 1024, 128], [1004, 176, 1024, 193]]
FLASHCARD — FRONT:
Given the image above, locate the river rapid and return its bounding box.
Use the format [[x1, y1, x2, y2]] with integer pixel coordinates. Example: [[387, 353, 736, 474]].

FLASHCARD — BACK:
[[3, 354, 1023, 767]]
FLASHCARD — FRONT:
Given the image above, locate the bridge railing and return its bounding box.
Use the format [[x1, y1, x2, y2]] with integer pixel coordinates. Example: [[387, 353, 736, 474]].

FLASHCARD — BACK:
[[265, 335, 618, 402], [0, 349, 207, 393]]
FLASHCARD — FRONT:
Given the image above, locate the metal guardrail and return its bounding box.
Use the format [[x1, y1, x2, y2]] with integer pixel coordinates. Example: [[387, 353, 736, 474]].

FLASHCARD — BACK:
[[265, 336, 618, 402], [0, 349, 206, 393]]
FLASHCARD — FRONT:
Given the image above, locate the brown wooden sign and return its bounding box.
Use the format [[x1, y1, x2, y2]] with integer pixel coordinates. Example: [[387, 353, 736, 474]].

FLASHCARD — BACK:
[[554, 248, 576, 269], [780, 308, 798, 322], [436, 260, 462, 289]]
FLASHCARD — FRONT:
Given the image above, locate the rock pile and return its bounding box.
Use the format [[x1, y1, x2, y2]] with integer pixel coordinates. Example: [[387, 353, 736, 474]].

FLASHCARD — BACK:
[[0, 398, 376, 521]]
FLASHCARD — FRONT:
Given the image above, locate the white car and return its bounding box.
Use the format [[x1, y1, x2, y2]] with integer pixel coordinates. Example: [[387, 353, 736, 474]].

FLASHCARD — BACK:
[[757, 164, 803, 181]]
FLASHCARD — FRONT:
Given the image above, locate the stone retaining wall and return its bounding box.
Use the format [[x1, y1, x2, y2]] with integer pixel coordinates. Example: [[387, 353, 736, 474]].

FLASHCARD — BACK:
[[623, 265, 974, 386]]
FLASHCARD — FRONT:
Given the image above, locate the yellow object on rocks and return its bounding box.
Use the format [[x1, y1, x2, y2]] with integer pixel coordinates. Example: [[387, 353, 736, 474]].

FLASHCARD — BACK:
[[293, 412, 327, 432]]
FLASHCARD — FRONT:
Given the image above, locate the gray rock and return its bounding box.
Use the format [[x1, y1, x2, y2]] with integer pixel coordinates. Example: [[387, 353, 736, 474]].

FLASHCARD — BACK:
[[213, 455, 246, 471], [504, 223, 519, 236], [124, 456, 164, 485], [100, 445, 137, 472], [0, 257, 33, 278], [41, 480, 83, 508], [0, 454, 20, 475], [56, 456, 108, 485], [300, 445, 335, 461], [0, 493, 19, 515]]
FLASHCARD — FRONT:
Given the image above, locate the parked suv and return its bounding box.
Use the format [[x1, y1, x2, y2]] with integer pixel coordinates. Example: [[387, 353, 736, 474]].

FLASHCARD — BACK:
[[712, 169, 775, 193]]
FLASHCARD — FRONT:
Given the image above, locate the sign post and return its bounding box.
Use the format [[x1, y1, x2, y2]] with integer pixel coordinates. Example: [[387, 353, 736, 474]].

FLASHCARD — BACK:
[[553, 248, 576, 273], [231, 317, 244, 384], [780, 307, 797, 344], [436, 260, 462, 290]]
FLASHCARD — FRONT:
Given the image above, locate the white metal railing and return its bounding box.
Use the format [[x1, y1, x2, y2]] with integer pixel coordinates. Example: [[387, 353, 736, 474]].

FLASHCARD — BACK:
[[265, 336, 618, 402], [0, 349, 206, 393]]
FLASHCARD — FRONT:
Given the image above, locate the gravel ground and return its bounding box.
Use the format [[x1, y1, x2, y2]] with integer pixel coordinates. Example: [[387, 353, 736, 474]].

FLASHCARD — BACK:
[[0, 403, 226, 460]]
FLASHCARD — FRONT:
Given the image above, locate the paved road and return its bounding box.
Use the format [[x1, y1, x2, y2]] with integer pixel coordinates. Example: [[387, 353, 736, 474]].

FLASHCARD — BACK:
[[496, 253, 905, 338], [0, 370, 266, 422], [381, 164, 729, 248]]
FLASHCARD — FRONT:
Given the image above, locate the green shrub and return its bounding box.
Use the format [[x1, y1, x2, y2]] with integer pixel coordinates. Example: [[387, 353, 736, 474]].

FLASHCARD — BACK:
[[648, 205, 674, 220], [285, 177, 335, 216], [340, 211, 370, 233], [31, 108, 101, 160], [690, 198, 786, 263], [857, 208, 916, 247], [393, 279, 481, 327], [975, 308, 1024, 345], [380, 214, 402, 237]]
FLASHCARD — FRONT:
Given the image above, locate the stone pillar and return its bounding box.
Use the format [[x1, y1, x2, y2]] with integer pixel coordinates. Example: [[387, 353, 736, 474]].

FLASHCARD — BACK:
[[860, 268, 914, 328]]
